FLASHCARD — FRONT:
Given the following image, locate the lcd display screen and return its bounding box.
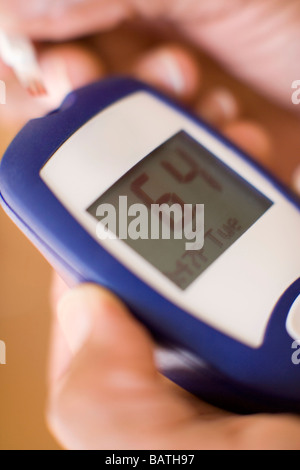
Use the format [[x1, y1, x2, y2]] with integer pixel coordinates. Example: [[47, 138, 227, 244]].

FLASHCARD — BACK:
[[87, 131, 273, 289]]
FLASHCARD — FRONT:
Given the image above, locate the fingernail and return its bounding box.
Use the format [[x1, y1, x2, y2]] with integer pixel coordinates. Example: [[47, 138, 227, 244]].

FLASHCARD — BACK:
[[57, 287, 94, 354], [135, 51, 184, 94], [157, 51, 187, 95], [292, 165, 300, 196], [135, 47, 200, 100], [198, 88, 240, 125]]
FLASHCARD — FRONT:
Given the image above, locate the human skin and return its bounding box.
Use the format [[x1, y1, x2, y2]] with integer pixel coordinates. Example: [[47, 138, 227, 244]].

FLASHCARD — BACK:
[[1, 0, 300, 450], [0, 0, 299, 110], [47, 281, 300, 450]]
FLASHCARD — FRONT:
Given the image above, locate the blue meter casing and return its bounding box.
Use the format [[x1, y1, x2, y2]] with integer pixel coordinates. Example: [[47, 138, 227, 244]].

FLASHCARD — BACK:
[[0, 77, 300, 414]]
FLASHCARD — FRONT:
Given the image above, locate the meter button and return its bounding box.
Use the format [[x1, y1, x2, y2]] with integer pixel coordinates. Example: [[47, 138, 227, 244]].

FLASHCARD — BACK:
[[286, 294, 300, 340]]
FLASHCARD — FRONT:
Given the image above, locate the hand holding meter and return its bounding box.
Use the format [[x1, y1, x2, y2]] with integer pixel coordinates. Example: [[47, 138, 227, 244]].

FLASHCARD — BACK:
[[0, 78, 299, 414]]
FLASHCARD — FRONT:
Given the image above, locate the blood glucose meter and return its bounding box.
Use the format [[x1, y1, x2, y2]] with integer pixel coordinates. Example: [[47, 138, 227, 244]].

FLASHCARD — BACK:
[[0, 78, 299, 414]]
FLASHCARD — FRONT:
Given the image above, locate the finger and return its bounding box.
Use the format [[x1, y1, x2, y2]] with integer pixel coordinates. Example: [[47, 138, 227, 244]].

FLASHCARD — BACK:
[[0, 59, 13, 80], [132, 44, 201, 102], [48, 272, 71, 385], [292, 165, 300, 196], [222, 120, 273, 165], [48, 281, 221, 402], [197, 88, 240, 127], [50, 272, 70, 312], [48, 281, 156, 387], [48, 310, 73, 387], [54, 284, 157, 375], [47, 284, 209, 449], [39, 43, 106, 108], [47, 285, 300, 450], [0, 0, 134, 40], [175, 0, 300, 111], [1, 43, 106, 123], [1, 0, 299, 110]]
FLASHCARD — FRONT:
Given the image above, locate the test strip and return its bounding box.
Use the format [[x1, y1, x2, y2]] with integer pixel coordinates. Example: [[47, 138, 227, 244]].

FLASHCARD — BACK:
[[0, 30, 46, 96]]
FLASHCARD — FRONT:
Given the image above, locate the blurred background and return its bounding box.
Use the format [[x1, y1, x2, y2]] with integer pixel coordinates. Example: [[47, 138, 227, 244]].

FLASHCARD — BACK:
[[0, 23, 299, 449], [0, 123, 59, 449]]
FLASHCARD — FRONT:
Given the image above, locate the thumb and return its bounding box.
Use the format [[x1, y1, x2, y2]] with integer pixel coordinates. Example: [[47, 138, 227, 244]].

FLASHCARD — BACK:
[[48, 284, 198, 449], [55, 284, 158, 385]]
